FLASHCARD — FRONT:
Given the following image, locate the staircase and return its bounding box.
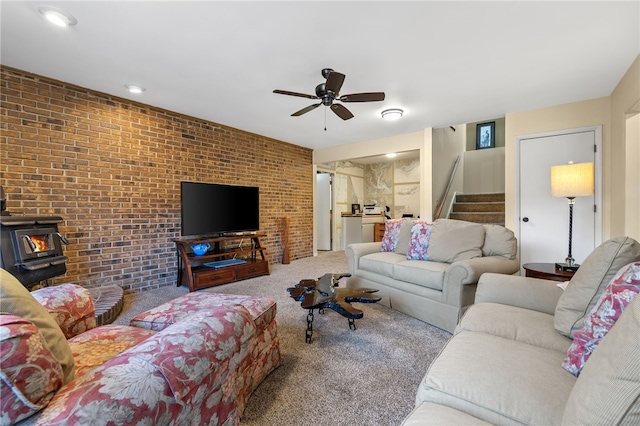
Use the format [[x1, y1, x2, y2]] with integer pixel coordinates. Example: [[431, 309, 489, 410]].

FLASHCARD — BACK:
[[449, 193, 505, 226]]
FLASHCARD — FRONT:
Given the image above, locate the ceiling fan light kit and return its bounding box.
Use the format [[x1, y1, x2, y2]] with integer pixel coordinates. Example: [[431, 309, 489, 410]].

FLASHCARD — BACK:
[[274, 68, 385, 123], [125, 84, 145, 94], [38, 5, 77, 27], [381, 108, 403, 120]]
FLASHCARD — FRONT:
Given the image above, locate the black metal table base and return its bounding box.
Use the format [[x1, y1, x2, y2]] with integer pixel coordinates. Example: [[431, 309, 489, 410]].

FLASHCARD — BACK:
[[304, 308, 358, 344], [288, 273, 380, 344]]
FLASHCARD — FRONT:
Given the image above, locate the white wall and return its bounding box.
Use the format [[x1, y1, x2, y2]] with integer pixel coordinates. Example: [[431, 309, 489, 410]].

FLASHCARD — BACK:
[[314, 129, 432, 217], [313, 131, 425, 164], [626, 112, 639, 240], [505, 98, 610, 239], [431, 126, 465, 218], [317, 161, 365, 251], [611, 55, 640, 241], [505, 55, 639, 242], [463, 147, 506, 194]]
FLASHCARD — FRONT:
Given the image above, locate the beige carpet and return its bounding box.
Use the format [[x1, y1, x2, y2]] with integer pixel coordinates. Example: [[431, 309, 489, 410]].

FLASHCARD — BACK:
[[114, 251, 451, 425]]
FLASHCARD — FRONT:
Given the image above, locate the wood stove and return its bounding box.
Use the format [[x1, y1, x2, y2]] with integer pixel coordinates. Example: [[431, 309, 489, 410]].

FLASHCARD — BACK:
[[0, 215, 69, 290]]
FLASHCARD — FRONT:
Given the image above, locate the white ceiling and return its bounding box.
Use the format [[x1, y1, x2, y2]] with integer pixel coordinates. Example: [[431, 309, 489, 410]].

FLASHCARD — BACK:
[[1, 1, 638, 151]]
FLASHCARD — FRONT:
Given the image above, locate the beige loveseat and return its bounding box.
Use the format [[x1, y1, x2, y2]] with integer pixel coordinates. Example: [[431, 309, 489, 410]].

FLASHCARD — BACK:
[[346, 218, 520, 333], [402, 236, 640, 425]]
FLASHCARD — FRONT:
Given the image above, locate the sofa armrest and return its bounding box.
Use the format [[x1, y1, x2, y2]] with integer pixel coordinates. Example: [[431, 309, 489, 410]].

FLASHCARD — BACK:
[[474, 273, 564, 315], [445, 256, 521, 287], [346, 242, 382, 274], [31, 284, 96, 339], [442, 256, 521, 306]]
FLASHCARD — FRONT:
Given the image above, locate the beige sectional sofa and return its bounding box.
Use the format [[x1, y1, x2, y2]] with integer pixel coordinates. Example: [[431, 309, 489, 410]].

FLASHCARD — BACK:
[[402, 236, 640, 425], [346, 218, 520, 333]]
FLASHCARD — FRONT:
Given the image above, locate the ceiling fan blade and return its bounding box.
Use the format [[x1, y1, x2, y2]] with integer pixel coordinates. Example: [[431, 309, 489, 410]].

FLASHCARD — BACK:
[[339, 92, 386, 102], [325, 71, 346, 95], [331, 103, 354, 120], [292, 103, 322, 116], [274, 89, 318, 100]]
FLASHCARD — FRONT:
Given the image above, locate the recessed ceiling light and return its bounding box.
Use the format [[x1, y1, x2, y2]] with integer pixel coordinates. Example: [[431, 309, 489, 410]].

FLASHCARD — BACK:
[[381, 108, 403, 120], [386, 153, 397, 159], [125, 84, 145, 94], [38, 5, 77, 27]]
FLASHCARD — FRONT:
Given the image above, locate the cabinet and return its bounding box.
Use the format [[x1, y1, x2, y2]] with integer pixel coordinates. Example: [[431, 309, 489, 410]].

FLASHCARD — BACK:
[[174, 234, 269, 292], [374, 222, 385, 242]]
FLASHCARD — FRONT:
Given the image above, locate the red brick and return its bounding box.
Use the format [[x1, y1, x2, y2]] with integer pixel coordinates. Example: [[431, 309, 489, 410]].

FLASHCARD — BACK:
[[1, 66, 313, 293]]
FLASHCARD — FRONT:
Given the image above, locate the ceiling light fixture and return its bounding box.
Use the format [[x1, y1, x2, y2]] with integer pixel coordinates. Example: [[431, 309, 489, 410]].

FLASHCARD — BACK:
[[38, 6, 77, 27], [381, 108, 403, 120], [386, 153, 397, 159], [125, 84, 145, 94]]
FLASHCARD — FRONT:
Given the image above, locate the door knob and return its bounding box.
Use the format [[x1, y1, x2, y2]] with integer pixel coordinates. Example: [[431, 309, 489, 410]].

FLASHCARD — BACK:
[[522, 217, 529, 222]]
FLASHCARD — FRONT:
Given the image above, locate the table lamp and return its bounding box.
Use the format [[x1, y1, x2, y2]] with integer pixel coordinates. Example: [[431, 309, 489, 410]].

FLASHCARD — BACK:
[[551, 161, 594, 272]]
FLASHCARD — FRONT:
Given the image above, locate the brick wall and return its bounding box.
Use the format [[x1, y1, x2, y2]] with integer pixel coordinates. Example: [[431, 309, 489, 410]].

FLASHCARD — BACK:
[[0, 66, 313, 293]]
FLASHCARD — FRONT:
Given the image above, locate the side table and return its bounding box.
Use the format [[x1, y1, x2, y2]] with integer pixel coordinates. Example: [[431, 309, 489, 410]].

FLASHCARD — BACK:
[[523, 263, 576, 282]]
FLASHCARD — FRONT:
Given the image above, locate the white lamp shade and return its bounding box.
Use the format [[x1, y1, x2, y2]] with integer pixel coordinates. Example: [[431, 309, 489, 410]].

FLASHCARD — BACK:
[[551, 162, 594, 198]]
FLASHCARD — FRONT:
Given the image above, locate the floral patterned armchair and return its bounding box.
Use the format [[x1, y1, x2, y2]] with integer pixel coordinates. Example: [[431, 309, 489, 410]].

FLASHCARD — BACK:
[[0, 269, 280, 425]]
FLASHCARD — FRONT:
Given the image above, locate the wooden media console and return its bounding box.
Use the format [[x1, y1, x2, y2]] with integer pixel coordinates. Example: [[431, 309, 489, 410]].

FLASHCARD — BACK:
[[174, 234, 269, 292]]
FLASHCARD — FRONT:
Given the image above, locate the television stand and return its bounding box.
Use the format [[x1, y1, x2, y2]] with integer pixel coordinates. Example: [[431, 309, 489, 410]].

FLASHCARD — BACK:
[[174, 233, 269, 292]]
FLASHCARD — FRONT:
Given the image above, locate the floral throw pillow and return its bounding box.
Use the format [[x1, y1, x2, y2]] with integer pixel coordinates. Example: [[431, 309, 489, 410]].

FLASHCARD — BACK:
[[562, 261, 640, 376], [0, 315, 64, 424], [380, 219, 403, 252], [406, 221, 433, 260]]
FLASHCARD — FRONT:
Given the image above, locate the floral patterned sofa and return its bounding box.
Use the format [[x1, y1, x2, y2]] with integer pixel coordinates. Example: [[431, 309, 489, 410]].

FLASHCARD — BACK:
[[0, 268, 280, 425]]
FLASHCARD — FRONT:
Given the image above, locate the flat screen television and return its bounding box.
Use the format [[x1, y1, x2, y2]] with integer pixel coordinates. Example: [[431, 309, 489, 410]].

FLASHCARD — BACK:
[[180, 182, 259, 237]]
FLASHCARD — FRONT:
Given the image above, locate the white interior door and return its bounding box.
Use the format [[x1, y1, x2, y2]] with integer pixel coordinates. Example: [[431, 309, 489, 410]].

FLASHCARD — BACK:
[[316, 173, 332, 251], [518, 128, 601, 271]]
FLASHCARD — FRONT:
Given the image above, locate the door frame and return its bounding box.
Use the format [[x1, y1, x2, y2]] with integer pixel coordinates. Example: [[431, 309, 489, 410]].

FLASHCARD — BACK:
[[315, 171, 333, 251], [514, 125, 603, 266]]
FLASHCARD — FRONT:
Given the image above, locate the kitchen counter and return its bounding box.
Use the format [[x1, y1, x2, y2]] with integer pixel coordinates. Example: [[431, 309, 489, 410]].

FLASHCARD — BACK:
[[341, 214, 384, 249]]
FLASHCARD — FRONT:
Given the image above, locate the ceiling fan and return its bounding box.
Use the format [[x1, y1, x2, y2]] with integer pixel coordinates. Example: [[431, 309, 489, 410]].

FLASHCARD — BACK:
[[273, 68, 385, 121]]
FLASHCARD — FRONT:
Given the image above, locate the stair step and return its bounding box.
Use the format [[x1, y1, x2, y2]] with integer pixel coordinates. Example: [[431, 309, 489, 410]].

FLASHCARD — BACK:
[[452, 202, 505, 213], [456, 193, 505, 203], [449, 212, 505, 226]]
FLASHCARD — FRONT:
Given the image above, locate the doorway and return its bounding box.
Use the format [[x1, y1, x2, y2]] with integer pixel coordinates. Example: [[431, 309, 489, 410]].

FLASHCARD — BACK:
[[316, 172, 332, 251], [516, 126, 602, 271], [625, 101, 640, 239]]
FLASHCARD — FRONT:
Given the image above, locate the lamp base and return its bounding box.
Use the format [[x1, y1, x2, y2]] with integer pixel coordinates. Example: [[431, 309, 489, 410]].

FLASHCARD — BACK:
[[555, 262, 580, 273]]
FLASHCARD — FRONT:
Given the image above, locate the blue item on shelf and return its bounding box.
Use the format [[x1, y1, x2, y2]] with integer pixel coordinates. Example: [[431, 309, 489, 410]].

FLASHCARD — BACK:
[[191, 242, 210, 256]]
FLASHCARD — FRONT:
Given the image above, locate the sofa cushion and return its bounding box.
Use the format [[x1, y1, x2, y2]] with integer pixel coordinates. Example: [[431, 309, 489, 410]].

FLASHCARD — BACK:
[[482, 224, 517, 259], [395, 219, 416, 255], [457, 302, 572, 353], [394, 260, 448, 291], [359, 252, 406, 278], [562, 261, 640, 376], [68, 324, 157, 377], [561, 295, 640, 425], [130, 292, 278, 333], [0, 315, 64, 424], [554, 237, 640, 337], [0, 269, 76, 384], [406, 220, 433, 260], [402, 402, 493, 426], [417, 331, 575, 425], [381, 218, 403, 252], [426, 219, 485, 263]]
